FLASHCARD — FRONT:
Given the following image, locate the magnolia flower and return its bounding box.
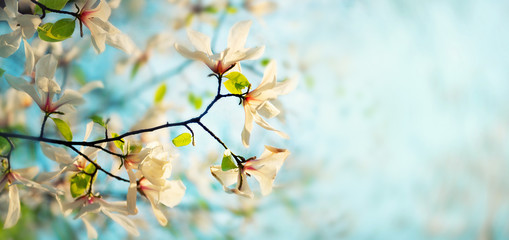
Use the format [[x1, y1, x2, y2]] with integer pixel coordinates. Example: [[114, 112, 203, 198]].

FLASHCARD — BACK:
[[5, 54, 103, 114], [241, 61, 296, 147], [39, 122, 103, 182], [169, 0, 227, 29], [210, 146, 289, 198], [79, 0, 136, 54], [125, 142, 186, 225], [175, 20, 264, 75], [62, 194, 139, 236], [0, 0, 41, 57], [1, 166, 62, 228]]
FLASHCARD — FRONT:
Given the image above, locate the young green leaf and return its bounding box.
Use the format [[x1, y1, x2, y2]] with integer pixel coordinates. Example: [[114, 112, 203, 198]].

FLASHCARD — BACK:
[[70, 172, 90, 198], [204, 6, 218, 14], [111, 133, 124, 151], [224, 72, 250, 94], [260, 58, 270, 67], [50, 18, 75, 40], [226, 6, 238, 14], [51, 118, 72, 141], [0, 68, 5, 78], [38, 23, 59, 42], [221, 150, 237, 171], [188, 93, 203, 110], [172, 133, 192, 147], [90, 115, 105, 127], [154, 84, 167, 103], [34, 0, 69, 15]]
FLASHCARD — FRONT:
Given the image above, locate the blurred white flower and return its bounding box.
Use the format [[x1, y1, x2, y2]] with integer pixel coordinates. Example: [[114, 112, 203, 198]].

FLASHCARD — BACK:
[[62, 194, 139, 236], [210, 146, 289, 198], [241, 61, 296, 147], [5, 54, 103, 114], [0, 0, 41, 57], [175, 20, 264, 75], [0, 166, 62, 228]]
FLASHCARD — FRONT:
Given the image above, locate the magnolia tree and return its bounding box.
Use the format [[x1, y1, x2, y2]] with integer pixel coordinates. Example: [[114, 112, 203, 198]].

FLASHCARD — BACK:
[[0, 0, 293, 237]]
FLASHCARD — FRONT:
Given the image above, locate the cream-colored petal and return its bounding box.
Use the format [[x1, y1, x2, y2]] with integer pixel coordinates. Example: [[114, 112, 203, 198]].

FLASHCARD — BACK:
[[23, 39, 34, 75], [241, 105, 255, 147], [174, 43, 213, 65], [210, 165, 239, 188], [252, 60, 277, 95], [0, 29, 21, 57], [75, 202, 101, 219], [84, 121, 94, 141], [97, 199, 128, 215], [52, 89, 85, 109], [158, 180, 185, 208], [4, 185, 20, 229], [231, 171, 253, 198], [187, 29, 213, 55], [17, 14, 41, 39], [101, 209, 140, 236], [126, 168, 138, 215], [5, 74, 42, 107], [272, 76, 298, 96], [87, 0, 112, 21], [82, 218, 98, 239], [14, 166, 39, 180], [79, 81, 104, 94], [257, 101, 280, 119], [148, 198, 167, 226], [35, 54, 59, 89], [227, 21, 252, 52], [40, 142, 74, 164], [252, 111, 289, 139]]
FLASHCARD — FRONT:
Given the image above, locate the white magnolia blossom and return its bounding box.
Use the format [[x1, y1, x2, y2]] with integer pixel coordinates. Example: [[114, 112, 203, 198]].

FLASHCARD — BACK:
[[125, 142, 186, 225], [79, 0, 136, 54], [5, 54, 103, 113], [0, 166, 63, 229], [210, 146, 290, 198], [241, 61, 297, 147], [62, 194, 139, 236], [175, 20, 264, 75], [0, 0, 41, 57], [39, 122, 103, 182]]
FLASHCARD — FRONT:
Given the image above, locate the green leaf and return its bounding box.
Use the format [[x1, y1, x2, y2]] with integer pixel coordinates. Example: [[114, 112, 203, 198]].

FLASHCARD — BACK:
[[188, 93, 203, 110], [154, 84, 167, 103], [84, 162, 96, 175], [50, 18, 75, 40], [131, 61, 142, 79], [260, 58, 270, 67], [224, 72, 250, 94], [90, 115, 105, 127], [35, 0, 69, 15], [70, 172, 90, 198], [172, 133, 192, 147], [204, 6, 218, 14], [38, 23, 58, 42], [37, 18, 75, 42], [0, 68, 5, 78], [111, 133, 124, 151], [221, 150, 237, 171], [51, 118, 72, 141], [226, 6, 238, 14]]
